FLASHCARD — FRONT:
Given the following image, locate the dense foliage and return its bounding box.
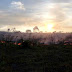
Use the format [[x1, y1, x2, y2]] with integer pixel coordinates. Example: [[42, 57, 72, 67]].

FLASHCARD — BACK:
[[0, 42, 72, 72]]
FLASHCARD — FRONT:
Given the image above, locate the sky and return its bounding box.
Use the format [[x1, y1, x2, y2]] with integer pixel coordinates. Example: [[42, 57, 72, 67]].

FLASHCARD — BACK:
[[0, 0, 72, 32]]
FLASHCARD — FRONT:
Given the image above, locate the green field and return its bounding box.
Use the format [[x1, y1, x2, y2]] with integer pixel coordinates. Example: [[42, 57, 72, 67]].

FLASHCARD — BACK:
[[0, 43, 72, 72]]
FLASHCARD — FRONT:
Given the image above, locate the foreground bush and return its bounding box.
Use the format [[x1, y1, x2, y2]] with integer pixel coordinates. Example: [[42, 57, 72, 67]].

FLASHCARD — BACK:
[[0, 43, 72, 72]]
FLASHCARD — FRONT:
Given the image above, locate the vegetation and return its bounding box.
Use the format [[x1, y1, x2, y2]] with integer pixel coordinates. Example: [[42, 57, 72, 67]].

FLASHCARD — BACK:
[[0, 32, 72, 72], [0, 41, 72, 72]]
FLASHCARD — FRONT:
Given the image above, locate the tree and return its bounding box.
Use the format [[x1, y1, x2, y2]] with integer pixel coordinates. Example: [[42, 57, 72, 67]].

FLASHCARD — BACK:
[[26, 30, 31, 33], [33, 26, 39, 33], [7, 28, 10, 32]]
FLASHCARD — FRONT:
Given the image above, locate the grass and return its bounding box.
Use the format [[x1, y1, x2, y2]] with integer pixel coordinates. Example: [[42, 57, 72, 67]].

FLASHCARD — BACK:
[[0, 43, 72, 72]]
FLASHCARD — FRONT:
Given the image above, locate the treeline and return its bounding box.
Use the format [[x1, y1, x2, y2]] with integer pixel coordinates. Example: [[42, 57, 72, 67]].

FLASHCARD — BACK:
[[0, 32, 72, 46]]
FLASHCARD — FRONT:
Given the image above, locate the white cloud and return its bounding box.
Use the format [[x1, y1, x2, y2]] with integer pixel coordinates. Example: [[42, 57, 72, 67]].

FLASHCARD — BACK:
[[10, 1, 25, 10]]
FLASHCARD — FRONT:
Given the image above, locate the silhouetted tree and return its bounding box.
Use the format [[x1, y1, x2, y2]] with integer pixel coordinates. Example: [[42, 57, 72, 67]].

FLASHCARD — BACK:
[[11, 28, 16, 32], [7, 28, 10, 32], [33, 26, 39, 33], [26, 30, 31, 33]]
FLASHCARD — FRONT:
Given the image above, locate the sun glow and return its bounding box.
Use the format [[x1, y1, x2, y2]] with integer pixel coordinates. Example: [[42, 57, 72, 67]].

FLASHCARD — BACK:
[[47, 24, 54, 31]]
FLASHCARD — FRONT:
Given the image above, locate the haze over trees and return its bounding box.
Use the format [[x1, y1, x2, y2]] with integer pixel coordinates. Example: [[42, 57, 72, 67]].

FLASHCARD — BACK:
[[0, 29, 72, 45]]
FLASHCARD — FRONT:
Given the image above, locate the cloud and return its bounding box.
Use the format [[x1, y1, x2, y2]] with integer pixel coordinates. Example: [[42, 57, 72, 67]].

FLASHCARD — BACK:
[[51, 0, 72, 3], [0, 0, 72, 32], [0, 10, 4, 13], [10, 1, 25, 10]]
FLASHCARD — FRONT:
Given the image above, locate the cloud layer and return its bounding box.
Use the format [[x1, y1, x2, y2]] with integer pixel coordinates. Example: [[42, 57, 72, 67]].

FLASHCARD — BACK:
[[10, 1, 25, 10], [0, 0, 72, 32]]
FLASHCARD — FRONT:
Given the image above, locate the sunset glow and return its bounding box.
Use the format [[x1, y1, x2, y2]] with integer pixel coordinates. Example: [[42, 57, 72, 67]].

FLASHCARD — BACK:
[[0, 1, 72, 72], [0, 0, 72, 32], [47, 24, 54, 31]]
